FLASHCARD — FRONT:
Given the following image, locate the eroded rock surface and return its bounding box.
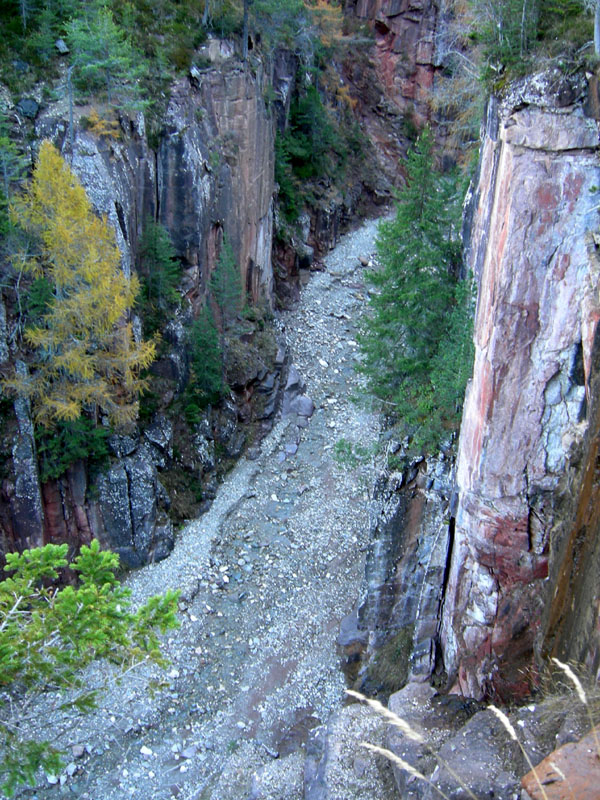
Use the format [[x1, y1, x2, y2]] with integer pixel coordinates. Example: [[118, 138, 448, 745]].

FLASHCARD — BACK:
[[441, 72, 600, 699]]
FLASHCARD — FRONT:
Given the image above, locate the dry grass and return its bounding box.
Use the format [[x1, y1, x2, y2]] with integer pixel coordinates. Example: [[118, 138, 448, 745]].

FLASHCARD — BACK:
[[348, 663, 600, 800]]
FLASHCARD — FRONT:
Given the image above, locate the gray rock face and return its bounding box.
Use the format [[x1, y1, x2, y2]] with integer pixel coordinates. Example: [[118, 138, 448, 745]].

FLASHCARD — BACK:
[[348, 452, 454, 692], [10, 390, 45, 549], [13, 56, 284, 565], [92, 447, 173, 568]]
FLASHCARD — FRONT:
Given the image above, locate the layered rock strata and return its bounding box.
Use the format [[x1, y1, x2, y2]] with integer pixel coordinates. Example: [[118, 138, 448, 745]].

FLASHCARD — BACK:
[[441, 72, 600, 699], [2, 48, 277, 563]]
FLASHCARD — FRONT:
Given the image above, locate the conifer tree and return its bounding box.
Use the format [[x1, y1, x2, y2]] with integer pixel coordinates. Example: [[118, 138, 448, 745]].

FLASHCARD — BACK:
[[66, 2, 147, 109], [210, 236, 243, 330], [358, 128, 472, 452], [0, 540, 178, 797], [138, 218, 181, 336], [186, 304, 224, 416], [5, 140, 155, 428], [209, 235, 243, 387]]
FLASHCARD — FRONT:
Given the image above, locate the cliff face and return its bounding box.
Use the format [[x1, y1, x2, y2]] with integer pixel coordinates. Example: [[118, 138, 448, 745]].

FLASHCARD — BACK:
[[39, 51, 275, 307], [440, 72, 600, 699], [1, 47, 279, 566], [345, 0, 439, 128]]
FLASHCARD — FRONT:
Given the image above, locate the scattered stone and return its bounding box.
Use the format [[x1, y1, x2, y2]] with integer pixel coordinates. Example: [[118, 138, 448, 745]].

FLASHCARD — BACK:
[[290, 396, 315, 417], [72, 744, 85, 759], [140, 745, 153, 757], [55, 38, 69, 54]]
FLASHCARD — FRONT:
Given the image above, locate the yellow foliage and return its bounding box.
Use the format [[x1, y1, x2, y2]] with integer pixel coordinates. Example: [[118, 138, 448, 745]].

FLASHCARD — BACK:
[[6, 141, 155, 427], [336, 84, 358, 110], [307, 0, 344, 49], [82, 109, 122, 140]]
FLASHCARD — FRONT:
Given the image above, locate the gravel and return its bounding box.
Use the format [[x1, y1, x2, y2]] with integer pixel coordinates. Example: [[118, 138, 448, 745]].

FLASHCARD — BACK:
[[21, 218, 383, 800]]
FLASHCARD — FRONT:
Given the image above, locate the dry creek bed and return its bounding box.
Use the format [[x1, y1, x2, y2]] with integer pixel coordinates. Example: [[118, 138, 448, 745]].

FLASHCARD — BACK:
[[22, 217, 383, 800]]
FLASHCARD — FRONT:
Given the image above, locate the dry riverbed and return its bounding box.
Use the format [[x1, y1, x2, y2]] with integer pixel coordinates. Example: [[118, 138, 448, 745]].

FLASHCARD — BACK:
[[23, 218, 382, 800]]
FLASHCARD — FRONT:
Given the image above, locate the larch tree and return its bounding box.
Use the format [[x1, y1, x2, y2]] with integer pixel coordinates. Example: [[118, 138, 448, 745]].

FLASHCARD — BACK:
[[5, 140, 155, 428]]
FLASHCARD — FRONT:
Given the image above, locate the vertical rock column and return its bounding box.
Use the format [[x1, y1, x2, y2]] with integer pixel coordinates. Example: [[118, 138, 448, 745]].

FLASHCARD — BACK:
[[441, 84, 600, 699]]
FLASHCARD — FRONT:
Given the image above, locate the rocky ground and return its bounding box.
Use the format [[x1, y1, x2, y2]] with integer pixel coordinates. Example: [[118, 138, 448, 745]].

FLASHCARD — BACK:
[[21, 218, 385, 800]]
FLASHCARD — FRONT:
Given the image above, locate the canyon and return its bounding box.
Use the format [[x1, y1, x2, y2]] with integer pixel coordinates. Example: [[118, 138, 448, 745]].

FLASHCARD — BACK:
[[1, 1, 600, 797]]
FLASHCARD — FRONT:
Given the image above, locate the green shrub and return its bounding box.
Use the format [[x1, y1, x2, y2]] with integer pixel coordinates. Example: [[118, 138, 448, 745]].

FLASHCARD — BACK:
[[0, 540, 178, 797]]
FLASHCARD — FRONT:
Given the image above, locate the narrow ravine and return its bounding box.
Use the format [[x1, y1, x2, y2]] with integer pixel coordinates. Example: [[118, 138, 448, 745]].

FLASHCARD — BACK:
[[27, 218, 382, 800]]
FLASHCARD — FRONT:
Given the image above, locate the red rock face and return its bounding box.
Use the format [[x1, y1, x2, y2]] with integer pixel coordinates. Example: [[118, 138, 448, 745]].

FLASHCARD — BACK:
[[347, 0, 439, 127], [440, 84, 600, 700]]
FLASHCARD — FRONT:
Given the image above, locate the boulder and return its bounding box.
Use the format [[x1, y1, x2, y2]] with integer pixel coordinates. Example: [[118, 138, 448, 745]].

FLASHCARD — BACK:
[[17, 97, 38, 119]]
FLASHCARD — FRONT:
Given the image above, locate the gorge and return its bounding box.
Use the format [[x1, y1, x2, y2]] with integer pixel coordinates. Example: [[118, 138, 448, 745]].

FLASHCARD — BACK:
[[1, 1, 600, 798]]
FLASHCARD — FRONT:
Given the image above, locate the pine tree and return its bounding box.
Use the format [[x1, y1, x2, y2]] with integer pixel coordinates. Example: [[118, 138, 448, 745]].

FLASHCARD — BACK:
[[210, 236, 243, 330], [138, 218, 181, 336], [208, 235, 243, 388], [185, 305, 224, 418], [5, 140, 156, 428], [66, 2, 147, 109], [358, 128, 472, 452]]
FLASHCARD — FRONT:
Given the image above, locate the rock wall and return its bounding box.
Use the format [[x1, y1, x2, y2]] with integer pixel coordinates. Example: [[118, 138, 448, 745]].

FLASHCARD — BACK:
[[345, 0, 440, 126], [340, 450, 454, 694], [440, 71, 600, 699], [1, 44, 279, 565], [38, 48, 275, 307]]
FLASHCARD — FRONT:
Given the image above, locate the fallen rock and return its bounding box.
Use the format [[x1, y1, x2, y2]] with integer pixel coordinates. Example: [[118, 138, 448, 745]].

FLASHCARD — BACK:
[[290, 395, 314, 417], [17, 97, 39, 119], [424, 710, 520, 800], [521, 725, 600, 800]]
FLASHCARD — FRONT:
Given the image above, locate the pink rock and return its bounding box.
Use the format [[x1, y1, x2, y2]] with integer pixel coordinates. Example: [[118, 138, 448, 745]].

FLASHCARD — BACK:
[[440, 87, 600, 699]]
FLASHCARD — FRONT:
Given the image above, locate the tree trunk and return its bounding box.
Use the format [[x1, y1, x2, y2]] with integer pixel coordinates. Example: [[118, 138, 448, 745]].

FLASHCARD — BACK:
[[67, 67, 74, 160], [202, 0, 210, 28], [242, 0, 252, 63]]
